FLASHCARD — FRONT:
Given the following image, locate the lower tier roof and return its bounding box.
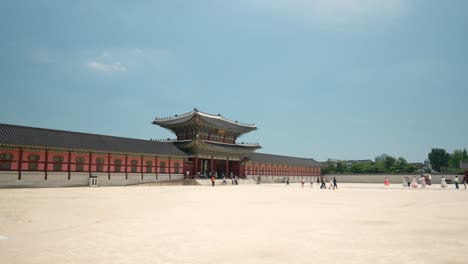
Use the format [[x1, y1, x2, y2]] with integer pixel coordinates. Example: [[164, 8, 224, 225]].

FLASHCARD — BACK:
[[0, 123, 187, 156], [246, 152, 322, 167]]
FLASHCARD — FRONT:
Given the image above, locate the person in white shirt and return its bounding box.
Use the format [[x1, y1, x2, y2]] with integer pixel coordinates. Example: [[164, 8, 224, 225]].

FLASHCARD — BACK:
[[454, 176, 459, 189]]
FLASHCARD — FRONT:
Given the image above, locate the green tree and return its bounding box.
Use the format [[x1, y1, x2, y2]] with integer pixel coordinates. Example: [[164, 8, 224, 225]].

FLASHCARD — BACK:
[[374, 160, 386, 173], [383, 156, 396, 173], [428, 148, 450, 172], [322, 162, 336, 174], [350, 163, 365, 173], [394, 157, 407, 173], [405, 164, 417, 173], [449, 149, 465, 168], [336, 162, 346, 173]]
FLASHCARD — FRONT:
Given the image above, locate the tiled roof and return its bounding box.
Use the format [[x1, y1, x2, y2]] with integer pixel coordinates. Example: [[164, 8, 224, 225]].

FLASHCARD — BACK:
[[246, 152, 322, 167], [153, 109, 257, 135], [461, 161, 468, 170], [0, 123, 187, 156]]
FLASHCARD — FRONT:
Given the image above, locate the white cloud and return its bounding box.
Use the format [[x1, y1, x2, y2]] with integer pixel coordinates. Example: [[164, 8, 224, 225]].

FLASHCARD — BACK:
[[250, 0, 410, 30], [87, 60, 127, 73], [85, 48, 171, 74]]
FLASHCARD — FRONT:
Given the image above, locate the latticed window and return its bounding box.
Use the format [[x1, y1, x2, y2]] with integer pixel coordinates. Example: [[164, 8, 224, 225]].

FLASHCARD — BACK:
[[146, 161, 152, 173], [0, 153, 13, 170], [159, 161, 166, 173], [28, 154, 40, 171], [130, 160, 138, 173], [53, 155, 64, 171], [114, 159, 122, 172], [76, 157, 85, 172], [96, 158, 105, 172], [174, 162, 180, 174]]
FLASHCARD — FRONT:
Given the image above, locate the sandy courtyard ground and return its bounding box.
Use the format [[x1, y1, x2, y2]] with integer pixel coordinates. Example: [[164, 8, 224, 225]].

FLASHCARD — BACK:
[[1, 183, 467, 264]]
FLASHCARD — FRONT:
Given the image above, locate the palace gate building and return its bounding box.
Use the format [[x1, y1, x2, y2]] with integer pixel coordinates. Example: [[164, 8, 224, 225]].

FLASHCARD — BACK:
[[0, 109, 321, 187]]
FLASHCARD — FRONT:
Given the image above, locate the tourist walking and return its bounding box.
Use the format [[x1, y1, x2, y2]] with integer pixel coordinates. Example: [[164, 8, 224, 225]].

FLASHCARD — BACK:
[[384, 177, 390, 187], [222, 176, 227, 185], [328, 177, 334, 190], [410, 177, 418, 188], [301, 177, 305, 188], [418, 175, 426, 188], [320, 177, 326, 189], [286, 177, 290, 185], [317, 176, 320, 185], [406, 176, 411, 188], [402, 177, 408, 187], [428, 174, 432, 185], [211, 175, 215, 187], [234, 176, 238, 185], [441, 176, 448, 188], [464, 174, 467, 189], [454, 176, 459, 189], [332, 177, 338, 190], [310, 177, 314, 188]]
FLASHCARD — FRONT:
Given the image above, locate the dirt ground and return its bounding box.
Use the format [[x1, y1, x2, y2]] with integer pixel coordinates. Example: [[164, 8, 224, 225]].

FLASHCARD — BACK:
[[0, 183, 467, 264]]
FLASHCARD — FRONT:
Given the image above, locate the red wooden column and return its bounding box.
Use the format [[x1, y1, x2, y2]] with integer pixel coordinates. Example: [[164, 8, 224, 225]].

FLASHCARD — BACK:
[[107, 153, 111, 180], [125, 154, 128, 180], [67, 150, 72, 180], [140, 155, 144, 180], [168, 157, 171, 180], [88, 152, 92, 177], [194, 156, 199, 177], [18, 147, 23, 180], [16, 147, 22, 180], [44, 149, 49, 180], [238, 159, 242, 178], [155, 156, 158, 180]]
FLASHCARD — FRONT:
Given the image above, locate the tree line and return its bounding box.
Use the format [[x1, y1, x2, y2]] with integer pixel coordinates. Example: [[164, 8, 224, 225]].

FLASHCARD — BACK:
[[322, 148, 467, 174], [323, 156, 418, 174], [428, 148, 467, 173]]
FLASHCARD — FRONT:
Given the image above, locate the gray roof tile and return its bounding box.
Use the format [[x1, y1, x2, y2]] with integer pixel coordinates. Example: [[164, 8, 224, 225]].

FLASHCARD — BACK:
[[246, 152, 322, 167], [0, 123, 187, 156]]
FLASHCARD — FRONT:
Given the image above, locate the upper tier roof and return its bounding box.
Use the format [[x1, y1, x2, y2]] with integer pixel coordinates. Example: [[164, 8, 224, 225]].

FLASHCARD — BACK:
[[152, 109, 257, 135], [0, 123, 187, 156]]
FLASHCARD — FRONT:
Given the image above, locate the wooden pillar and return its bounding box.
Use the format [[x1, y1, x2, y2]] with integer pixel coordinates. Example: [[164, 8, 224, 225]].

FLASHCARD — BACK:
[[141, 155, 144, 180], [107, 153, 111, 180], [44, 149, 49, 180], [88, 152, 92, 177], [125, 154, 128, 180], [67, 150, 72, 180], [18, 147, 23, 180], [155, 156, 158, 180], [168, 157, 171, 180], [238, 159, 242, 178], [194, 156, 199, 177]]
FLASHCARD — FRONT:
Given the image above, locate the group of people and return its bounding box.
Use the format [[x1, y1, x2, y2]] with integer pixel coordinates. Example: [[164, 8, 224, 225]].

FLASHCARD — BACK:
[[397, 174, 467, 189], [212, 175, 238, 186], [288, 176, 338, 190]]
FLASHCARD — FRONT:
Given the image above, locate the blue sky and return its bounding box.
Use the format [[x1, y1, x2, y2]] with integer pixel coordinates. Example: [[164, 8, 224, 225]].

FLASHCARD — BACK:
[[1, 0, 467, 162]]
